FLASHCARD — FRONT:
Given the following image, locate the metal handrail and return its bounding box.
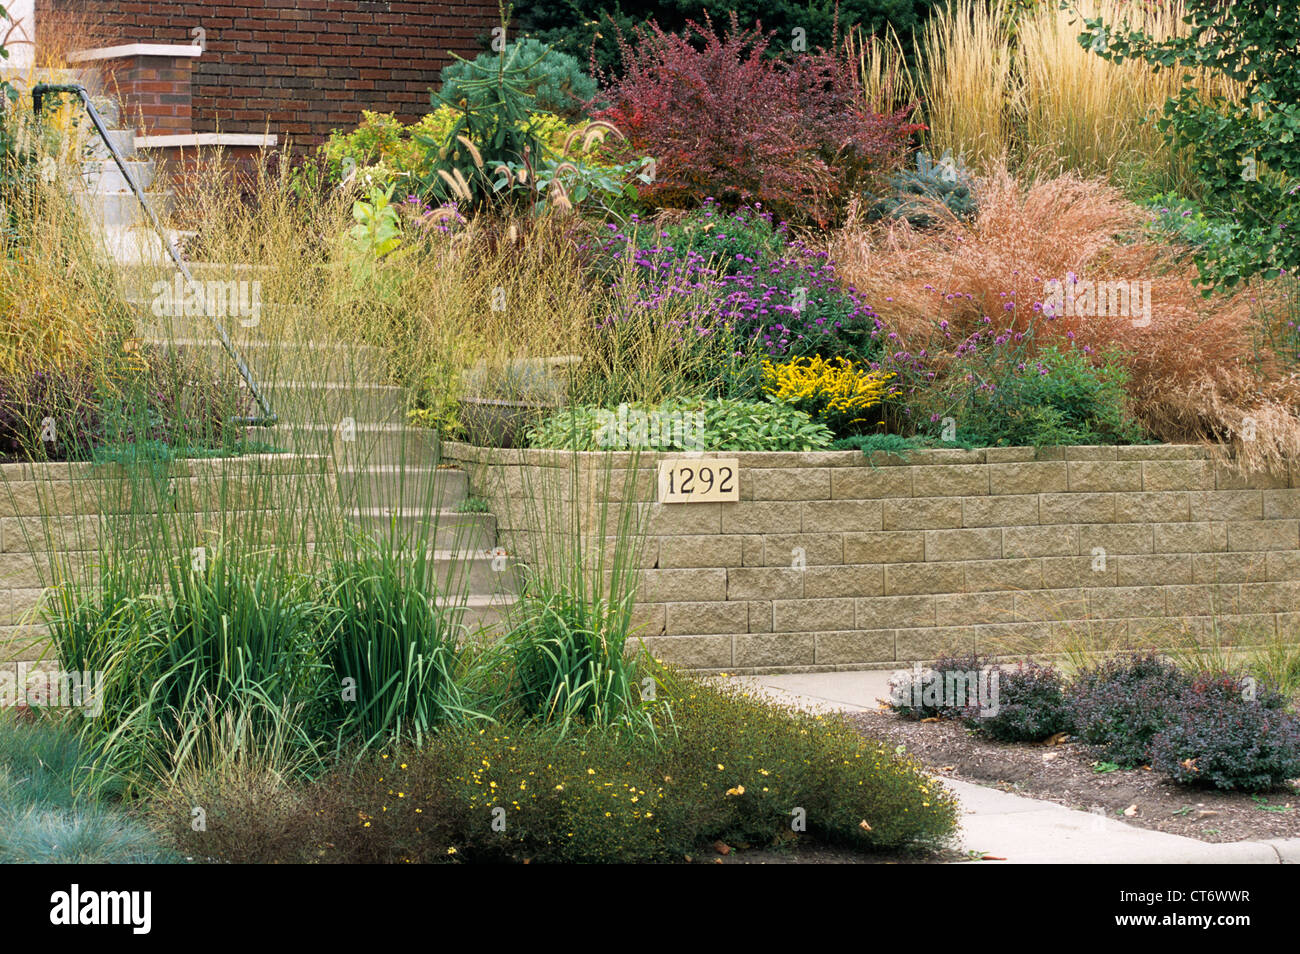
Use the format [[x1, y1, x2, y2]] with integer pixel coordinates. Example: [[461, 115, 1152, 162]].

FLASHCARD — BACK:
[[32, 83, 276, 427]]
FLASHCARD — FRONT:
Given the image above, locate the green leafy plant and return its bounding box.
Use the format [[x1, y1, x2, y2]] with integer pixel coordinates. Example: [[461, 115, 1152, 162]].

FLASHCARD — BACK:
[[1140, 193, 1233, 251], [942, 345, 1145, 447], [349, 184, 403, 259], [500, 453, 656, 740], [162, 665, 960, 864], [1082, 0, 1300, 289], [529, 397, 834, 452], [320, 543, 475, 749]]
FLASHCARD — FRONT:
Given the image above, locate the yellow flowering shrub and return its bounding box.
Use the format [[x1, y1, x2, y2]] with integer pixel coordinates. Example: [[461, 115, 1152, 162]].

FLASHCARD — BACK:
[[762, 355, 897, 437], [160, 667, 957, 863]]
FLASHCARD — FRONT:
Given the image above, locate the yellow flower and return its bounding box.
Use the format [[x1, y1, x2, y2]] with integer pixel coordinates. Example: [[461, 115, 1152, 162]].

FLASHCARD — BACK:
[[761, 356, 897, 429]]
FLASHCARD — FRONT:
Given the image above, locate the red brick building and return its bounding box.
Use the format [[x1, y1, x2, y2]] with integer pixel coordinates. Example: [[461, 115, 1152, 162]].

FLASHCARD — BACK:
[[34, 1, 501, 145]]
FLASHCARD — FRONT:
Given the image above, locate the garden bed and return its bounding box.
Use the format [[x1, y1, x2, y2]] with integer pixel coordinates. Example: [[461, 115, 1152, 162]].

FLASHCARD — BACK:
[[852, 709, 1300, 844]]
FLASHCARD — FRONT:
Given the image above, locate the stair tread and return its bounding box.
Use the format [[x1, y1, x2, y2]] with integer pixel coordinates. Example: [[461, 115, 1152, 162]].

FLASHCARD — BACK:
[[350, 507, 483, 516]]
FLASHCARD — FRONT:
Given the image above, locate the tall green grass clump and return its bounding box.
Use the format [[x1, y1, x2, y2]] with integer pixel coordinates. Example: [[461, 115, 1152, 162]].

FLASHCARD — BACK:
[[499, 449, 660, 738]]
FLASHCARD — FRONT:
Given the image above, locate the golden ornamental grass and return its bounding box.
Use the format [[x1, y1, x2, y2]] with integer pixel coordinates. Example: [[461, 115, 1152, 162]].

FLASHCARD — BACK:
[[917, 0, 1248, 192]]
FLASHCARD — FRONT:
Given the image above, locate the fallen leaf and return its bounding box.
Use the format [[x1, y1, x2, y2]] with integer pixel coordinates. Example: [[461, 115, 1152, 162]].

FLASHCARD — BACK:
[[713, 840, 731, 856], [1123, 804, 1139, 817], [920, 717, 941, 723], [859, 820, 873, 832]]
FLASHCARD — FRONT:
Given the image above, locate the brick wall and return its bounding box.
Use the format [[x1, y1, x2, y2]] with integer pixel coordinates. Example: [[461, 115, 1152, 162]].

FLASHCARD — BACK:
[[38, 0, 500, 143], [81, 52, 195, 134], [447, 443, 1300, 674]]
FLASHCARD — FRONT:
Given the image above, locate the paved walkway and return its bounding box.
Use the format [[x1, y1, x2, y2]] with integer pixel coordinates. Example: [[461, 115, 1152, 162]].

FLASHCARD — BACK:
[[732, 671, 1300, 864]]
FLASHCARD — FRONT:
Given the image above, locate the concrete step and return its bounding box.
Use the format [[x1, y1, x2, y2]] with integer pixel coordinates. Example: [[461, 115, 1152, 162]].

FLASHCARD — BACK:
[[334, 464, 465, 509], [82, 127, 137, 160], [77, 189, 170, 227], [97, 226, 188, 266], [350, 506, 496, 551], [314, 544, 518, 597], [250, 381, 406, 426], [118, 261, 276, 297], [449, 593, 516, 635], [278, 425, 439, 466], [82, 158, 155, 193], [428, 548, 520, 595], [140, 337, 389, 384]]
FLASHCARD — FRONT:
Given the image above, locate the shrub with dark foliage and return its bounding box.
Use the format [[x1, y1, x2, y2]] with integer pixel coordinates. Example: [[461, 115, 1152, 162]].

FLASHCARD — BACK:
[[1150, 673, 1300, 792], [0, 366, 102, 461], [0, 347, 248, 463], [1066, 652, 1192, 767], [888, 653, 992, 721], [594, 14, 919, 226], [967, 661, 1071, 743]]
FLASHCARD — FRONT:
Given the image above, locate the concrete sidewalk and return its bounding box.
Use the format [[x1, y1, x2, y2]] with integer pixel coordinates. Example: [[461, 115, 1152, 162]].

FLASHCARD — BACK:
[[732, 670, 1300, 864]]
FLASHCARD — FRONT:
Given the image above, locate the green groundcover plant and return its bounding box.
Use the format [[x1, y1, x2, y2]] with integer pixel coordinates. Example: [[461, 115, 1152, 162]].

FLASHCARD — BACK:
[[0, 713, 170, 863], [159, 666, 960, 863], [941, 344, 1145, 447], [529, 397, 834, 451]]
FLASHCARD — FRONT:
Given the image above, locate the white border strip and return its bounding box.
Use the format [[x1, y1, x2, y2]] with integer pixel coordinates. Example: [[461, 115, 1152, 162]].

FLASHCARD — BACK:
[[69, 44, 203, 63], [135, 133, 279, 149]]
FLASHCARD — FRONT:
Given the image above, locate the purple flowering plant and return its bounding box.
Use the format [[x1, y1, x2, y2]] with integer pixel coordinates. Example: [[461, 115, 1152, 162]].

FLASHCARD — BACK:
[[583, 202, 886, 368]]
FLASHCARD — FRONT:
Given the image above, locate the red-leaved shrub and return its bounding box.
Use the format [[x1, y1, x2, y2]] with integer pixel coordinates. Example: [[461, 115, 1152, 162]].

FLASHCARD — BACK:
[[594, 14, 920, 226]]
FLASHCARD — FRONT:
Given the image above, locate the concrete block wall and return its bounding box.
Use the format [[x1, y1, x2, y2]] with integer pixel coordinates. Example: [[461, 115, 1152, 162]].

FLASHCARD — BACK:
[[0, 453, 334, 664], [446, 442, 1300, 673]]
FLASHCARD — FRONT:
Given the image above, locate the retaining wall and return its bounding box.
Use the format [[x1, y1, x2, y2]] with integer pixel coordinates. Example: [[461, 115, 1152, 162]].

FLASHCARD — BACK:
[[446, 442, 1300, 673], [0, 453, 333, 664]]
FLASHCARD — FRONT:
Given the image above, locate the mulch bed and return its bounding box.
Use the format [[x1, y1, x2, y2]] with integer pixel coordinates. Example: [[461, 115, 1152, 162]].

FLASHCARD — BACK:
[[851, 707, 1300, 844]]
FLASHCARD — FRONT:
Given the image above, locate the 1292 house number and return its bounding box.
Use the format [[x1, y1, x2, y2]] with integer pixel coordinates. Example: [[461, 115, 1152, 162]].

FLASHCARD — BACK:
[[657, 458, 739, 504]]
